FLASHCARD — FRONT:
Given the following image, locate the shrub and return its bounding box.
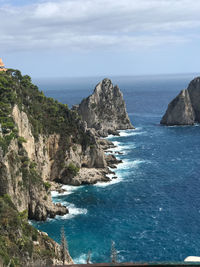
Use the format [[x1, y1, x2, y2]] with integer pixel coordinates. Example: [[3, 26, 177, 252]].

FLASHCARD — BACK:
[[18, 136, 27, 145], [43, 182, 51, 191], [67, 163, 80, 176]]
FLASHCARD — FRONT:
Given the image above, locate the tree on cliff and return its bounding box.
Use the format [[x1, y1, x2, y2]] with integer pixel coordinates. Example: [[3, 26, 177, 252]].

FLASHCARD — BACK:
[[86, 250, 91, 264], [61, 226, 68, 265], [111, 240, 117, 263]]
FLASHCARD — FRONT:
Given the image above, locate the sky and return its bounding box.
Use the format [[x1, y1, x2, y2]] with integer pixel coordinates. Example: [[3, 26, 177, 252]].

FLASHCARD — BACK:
[[0, 0, 200, 78]]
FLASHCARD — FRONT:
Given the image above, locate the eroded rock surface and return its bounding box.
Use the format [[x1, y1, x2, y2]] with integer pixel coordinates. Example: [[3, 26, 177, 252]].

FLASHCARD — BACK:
[[161, 77, 200, 125], [75, 78, 134, 136]]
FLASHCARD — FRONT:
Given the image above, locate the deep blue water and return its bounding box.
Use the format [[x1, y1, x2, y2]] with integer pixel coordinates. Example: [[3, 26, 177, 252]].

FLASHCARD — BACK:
[[32, 73, 200, 263]]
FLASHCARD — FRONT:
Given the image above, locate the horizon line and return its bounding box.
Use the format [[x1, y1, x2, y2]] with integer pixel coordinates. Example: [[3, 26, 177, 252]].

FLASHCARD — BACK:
[[32, 71, 200, 80]]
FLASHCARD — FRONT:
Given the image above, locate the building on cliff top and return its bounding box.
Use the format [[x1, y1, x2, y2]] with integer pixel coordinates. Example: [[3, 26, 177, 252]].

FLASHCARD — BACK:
[[0, 58, 7, 71]]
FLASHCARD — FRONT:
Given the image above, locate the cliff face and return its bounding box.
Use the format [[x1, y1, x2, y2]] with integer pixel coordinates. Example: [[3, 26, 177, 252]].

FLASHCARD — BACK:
[[0, 70, 106, 221], [75, 78, 134, 137], [0, 195, 73, 267], [0, 104, 67, 221], [0, 70, 129, 266], [161, 77, 200, 125], [0, 69, 99, 266]]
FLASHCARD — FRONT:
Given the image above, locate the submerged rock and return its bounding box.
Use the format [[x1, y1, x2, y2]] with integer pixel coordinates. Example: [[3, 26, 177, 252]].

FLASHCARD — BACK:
[[75, 78, 134, 136], [161, 77, 200, 125]]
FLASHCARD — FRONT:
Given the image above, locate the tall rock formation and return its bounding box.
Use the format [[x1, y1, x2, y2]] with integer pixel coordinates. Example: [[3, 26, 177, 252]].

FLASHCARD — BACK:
[[161, 77, 200, 125], [75, 78, 134, 136], [0, 70, 131, 266], [0, 69, 104, 266]]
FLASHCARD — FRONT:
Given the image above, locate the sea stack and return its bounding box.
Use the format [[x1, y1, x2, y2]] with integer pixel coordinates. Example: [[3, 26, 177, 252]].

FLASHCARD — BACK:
[[161, 77, 200, 126], [75, 78, 134, 136]]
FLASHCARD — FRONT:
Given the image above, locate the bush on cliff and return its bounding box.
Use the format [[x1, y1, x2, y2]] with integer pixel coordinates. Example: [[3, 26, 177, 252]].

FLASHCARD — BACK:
[[0, 69, 94, 153], [0, 194, 62, 267], [67, 162, 80, 176]]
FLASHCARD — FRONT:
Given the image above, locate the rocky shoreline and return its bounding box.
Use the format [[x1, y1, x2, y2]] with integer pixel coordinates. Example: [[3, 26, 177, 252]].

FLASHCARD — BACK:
[[50, 136, 124, 197], [0, 71, 133, 266]]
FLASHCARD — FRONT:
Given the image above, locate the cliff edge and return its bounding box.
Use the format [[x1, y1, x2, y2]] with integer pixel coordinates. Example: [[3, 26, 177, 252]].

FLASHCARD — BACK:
[[161, 77, 200, 125], [0, 71, 132, 266], [75, 78, 134, 136]]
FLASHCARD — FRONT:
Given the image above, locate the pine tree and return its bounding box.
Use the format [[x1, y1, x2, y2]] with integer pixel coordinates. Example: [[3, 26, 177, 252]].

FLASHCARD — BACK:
[[86, 251, 91, 264], [60, 226, 68, 265], [111, 240, 117, 264]]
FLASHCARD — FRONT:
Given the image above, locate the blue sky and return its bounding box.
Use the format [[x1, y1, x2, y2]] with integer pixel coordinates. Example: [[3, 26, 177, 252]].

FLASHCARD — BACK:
[[0, 0, 200, 78]]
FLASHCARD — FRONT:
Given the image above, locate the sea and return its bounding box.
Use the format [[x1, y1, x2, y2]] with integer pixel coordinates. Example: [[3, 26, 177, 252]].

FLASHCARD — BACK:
[[32, 73, 200, 264]]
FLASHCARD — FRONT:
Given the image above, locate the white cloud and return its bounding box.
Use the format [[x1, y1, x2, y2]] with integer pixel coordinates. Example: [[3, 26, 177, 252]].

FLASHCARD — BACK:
[[0, 0, 200, 52]]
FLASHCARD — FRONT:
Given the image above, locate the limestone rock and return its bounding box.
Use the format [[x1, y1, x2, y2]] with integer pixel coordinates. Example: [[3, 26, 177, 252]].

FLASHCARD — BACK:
[[106, 154, 122, 168], [188, 77, 200, 121], [161, 77, 200, 126], [76, 78, 134, 136], [62, 167, 110, 186], [161, 89, 195, 125]]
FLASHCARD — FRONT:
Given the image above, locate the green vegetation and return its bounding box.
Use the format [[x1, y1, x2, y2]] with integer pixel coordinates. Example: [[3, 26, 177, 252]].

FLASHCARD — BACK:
[[43, 181, 51, 191], [17, 136, 27, 145], [0, 69, 95, 265], [0, 69, 93, 155], [0, 194, 60, 266], [0, 195, 33, 266], [67, 162, 80, 176]]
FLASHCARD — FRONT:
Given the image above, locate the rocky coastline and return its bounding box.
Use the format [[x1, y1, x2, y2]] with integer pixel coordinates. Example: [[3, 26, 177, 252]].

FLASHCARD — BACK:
[[0, 70, 133, 266]]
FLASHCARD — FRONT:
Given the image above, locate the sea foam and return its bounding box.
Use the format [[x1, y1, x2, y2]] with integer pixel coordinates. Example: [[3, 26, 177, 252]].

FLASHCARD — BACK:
[[111, 141, 136, 153], [74, 254, 88, 264], [95, 175, 123, 187], [51, 185, 81, 198], [119, 129, 145, 137], [117, 159, 147, 170], [55, 202, 87, 220], [107, 128, 144, 139]]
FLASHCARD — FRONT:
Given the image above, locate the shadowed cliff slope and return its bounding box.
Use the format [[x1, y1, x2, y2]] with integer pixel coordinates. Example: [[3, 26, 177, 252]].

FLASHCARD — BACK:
[[0, 70, 127, 266], [0, 69, 98, 266], [75, 78, 134, 137], [161, 77, 200, 125]]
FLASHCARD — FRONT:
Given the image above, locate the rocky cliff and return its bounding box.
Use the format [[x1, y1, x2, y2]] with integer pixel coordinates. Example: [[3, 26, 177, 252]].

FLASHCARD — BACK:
[[74, 78, 134, 136], [161, 77, 200, 125], [0, 69, 96, 266], [0, 70, 126, 266], [0, 70, 108, 219], [0, 71, 131, 266], [0, 194, 73, 266]]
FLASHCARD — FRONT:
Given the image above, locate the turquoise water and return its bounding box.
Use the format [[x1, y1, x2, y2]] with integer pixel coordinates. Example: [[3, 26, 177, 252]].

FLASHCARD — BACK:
[[32, 74, 200, 263]]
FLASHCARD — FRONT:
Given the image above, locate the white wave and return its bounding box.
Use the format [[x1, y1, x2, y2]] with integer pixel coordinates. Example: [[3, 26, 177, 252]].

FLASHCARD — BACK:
[[74, 254, 87, 264], [95, 175, 123, 187], [107, 128, 144, 139], [51, 191, 62, 197], [110, 141, 136, 154], [117, 159, 147, 170], [51, 185, 81, 198], [134, 127, 143, 131], [113, 141, 120, 147], [116, 144, 136, 151], [97, 157, 147, 188], [107, 134, 115, 139], [56, 203, 87, 220], [119, 129, 145, 137]]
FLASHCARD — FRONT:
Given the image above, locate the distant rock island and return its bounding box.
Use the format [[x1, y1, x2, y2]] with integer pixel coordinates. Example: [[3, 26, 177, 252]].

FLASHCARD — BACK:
[[161, 77, 200, 125], [74, 78, 134, 136]]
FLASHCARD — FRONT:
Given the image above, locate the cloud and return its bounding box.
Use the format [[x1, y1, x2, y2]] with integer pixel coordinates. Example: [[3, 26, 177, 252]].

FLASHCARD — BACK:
[[0, 0, 200, 52]]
